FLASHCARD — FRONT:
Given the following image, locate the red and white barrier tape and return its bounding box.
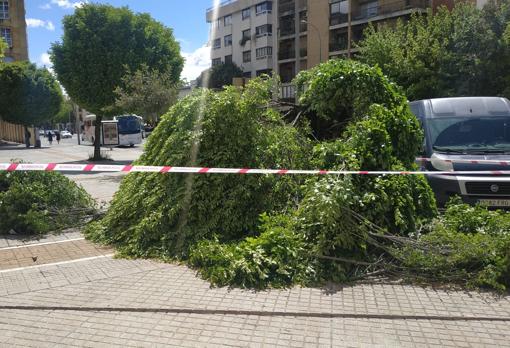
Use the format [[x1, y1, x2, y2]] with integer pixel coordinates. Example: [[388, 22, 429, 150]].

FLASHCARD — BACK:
[[2, 163, 510, 175]]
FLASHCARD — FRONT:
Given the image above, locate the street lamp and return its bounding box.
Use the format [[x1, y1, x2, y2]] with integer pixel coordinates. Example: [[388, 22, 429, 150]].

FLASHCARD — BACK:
[[301, 19, 322, 63]]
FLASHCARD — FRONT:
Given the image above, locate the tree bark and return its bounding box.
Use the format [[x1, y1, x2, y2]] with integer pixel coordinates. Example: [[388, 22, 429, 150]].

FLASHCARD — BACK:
[[93, 115, 102, 160]]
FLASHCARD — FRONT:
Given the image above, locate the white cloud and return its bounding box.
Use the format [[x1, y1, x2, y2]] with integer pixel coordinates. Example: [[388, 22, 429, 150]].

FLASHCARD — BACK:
[[26, 18, 56, 31], [45, 0, 88, 10], [40, 53, 52, 66], [181, 45, 211, 81], [38, 52, 55, 75]]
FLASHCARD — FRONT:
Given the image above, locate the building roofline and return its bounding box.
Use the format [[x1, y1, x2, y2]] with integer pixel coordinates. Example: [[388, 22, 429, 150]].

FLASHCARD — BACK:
[[206, 0, 236, 14]]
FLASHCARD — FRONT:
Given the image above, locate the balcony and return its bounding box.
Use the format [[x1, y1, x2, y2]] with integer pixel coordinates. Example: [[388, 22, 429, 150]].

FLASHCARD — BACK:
[[329, 0, 430, 26], [278, 0, 295, 14], [280, 83, 296, 101], [330, 12, 348, 26], [280, 15, 295, 37], [329, 30, 348, 52], [279, 49, 296, 61]]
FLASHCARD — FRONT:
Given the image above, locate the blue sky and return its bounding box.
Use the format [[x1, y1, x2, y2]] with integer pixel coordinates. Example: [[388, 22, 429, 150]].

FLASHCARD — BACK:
[[26, 0, 213, 80]]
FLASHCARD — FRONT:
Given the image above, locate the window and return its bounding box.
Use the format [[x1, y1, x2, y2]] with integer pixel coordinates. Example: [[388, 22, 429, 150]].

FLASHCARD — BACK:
[[225, 55, 232, 64], [212, 58, 222, 66], [242, 7, 251, 20], [299, 11, 307, 32], [359, 1, 378, 19], [256, 69, 272, 76], [211, 18, 222, 29], [242, 29, 251, 40], [255, 1, 272, 15], [243, 50, 251, 63], [330, 0, 348, 25], [0, 1, 8, 20], [256, 46, 272, 59], [224, 14, 232, 26], [243, 71, 252, 78], [212, 38, 221, 49], [255, 24, 272, 37], [224, 34, 232, 47], [0, 27, 11, 47]]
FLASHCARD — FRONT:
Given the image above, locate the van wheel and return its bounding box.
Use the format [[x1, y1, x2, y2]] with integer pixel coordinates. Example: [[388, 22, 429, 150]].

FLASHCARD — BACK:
[[130, 144, 134, 147]]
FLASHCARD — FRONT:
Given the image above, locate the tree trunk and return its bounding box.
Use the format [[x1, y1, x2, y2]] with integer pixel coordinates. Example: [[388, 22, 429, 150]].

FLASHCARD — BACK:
[[93, 115, 102, 160]]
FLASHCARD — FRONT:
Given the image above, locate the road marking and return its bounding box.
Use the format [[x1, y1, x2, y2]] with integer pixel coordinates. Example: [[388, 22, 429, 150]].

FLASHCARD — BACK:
[[0, 254, 114, 274], [0, 238, 86, 251]]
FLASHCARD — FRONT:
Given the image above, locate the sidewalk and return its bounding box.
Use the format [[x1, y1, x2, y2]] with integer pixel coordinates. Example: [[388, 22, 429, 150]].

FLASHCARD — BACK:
[[0, 233, 509, 347]]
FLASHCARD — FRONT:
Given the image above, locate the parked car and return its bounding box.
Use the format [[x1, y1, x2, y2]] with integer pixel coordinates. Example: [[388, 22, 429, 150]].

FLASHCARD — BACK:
[[410, 97, 510, 208], [61, 130, 72, 139]]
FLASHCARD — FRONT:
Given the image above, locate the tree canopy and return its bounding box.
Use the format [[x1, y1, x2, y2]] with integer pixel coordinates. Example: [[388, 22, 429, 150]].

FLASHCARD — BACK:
[[114, 64, 178, 123], [50, 3, 183, 158], [197, 62, 244, 89], [0, 62, 63, 126], [53, 98, 74, 125], [357, 1, 510, 100]]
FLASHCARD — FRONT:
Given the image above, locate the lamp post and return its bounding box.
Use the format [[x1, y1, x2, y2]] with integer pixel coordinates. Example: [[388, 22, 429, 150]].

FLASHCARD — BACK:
[[301, 19, 322, 64]]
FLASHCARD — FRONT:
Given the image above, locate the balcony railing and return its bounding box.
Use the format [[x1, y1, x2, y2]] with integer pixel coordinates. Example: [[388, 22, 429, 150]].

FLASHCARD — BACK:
[[330, 13, 348, 26], [280, 83, 296, 100], [329, 0, 430, 26], [279, 49, 296, 60], [329, 37, 348, 52], [278, 1, 295, 14]]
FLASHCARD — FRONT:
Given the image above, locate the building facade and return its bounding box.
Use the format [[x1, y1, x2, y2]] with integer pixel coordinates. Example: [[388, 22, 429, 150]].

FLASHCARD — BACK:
[[0, 0, 29, 144], [206, 0, 276, 78], [207, 0, 486, 87], [0, 0, 28, 62]]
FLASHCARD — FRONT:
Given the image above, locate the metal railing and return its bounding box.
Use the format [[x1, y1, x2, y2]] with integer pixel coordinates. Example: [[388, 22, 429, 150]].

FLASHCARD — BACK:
[[278, 1, 295, 14], [279, 49, 296, 60], [329, 0, 430, 25], [280, 83, 296, 100]]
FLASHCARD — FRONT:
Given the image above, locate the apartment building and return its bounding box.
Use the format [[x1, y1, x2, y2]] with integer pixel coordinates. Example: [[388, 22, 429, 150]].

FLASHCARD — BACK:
[[0, 0, 28, 62], [206, 0, 276, 78]]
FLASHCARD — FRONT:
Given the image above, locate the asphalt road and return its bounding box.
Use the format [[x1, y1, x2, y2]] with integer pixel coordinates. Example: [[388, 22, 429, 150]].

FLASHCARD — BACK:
[[0, 135, 144, 203]]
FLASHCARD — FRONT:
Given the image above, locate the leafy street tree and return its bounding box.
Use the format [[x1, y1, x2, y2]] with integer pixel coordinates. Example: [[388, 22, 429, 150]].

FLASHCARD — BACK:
[[53, 98, 74, 125], [197, 62, 244, 89], [51, 4, 183, 160], [0, 62, 63, 127], [114, 64, 178, 123], [357, 2, 510, 100]]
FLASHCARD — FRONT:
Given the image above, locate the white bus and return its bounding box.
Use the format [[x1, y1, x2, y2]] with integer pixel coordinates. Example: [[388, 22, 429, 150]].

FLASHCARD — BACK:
[[115, 115, 143, 147], [82, 114, 143, 147]]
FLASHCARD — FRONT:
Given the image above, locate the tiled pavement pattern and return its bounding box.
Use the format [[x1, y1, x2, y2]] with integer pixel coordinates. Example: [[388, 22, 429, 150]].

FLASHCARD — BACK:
[[0, 230, 83, 249], [0, 249, 509, 347], [0, 239, 112, 270]]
